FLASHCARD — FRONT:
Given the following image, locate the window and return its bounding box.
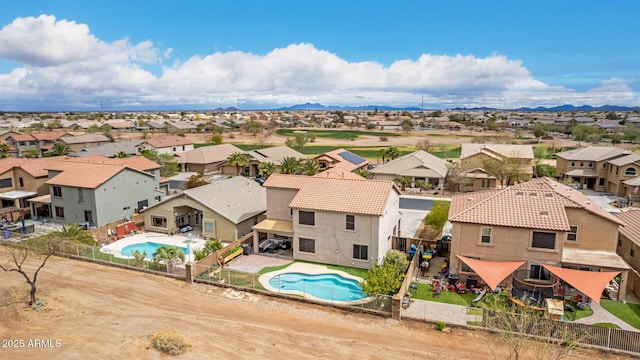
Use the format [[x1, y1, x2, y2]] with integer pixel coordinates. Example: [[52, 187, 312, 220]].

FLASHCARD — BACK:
[[84, 210, 93, 223], [55, 206, 65, 218], [588, 162, 593, 168], [299, 211, 315, 226], [353, 244, 368, 260], [618, 235, 622, 247], [151, 216, 167, 228], [480, 227, 492, 244], [137, 199, 149, 212], [204, 221, 214, 232], [529, 264, 551, 280], [78, 188, 84, 202], [0, 178, 12, 188], [346, 215, 355, 230], [625, 167, 637, 176], [52, 186, 62, 197], [571, 161, 575, 167], [19, 177, 23, 187], [393, 225, 397, 236], [567, 226, 578, 241], [615, 166, 619, 175], [531, 231, 556, 249], [172, 147, 176, 152], [482, 179, 489, 188], [602, 163, 607, 169], [299, 238, 315, 253], [610, 164, 613, 173], [579, 161, 584, 167], [632, 244, 636, 258], [599, 178, 605, 186]]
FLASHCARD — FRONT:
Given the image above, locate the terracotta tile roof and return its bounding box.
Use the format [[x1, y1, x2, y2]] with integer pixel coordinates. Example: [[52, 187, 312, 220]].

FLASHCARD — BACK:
[[313, 168, 365, 180], [178, 143, 242, 164], [313, 148, 369, 172], [555, 146, 631, 162], [263, 174, 397, 216], [8, 133, 35, 141], [461, 144, 534, 159], [139, 135, 193, 148], [0, 157, 65, 177], [56, 155, 160, 171], [31, 131, 66, 141], [59, 133, 110, 144], [45, 158, 155, 189], [608, 153, 640, 166], [616, 209, 640, 245], [449, 177, 622, 231], [369, 150, 449, 178]]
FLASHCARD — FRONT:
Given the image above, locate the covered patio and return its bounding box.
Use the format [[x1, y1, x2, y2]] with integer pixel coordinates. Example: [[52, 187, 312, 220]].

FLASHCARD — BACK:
[[28, 194, 51, 220], [252, 219, 293, 258]]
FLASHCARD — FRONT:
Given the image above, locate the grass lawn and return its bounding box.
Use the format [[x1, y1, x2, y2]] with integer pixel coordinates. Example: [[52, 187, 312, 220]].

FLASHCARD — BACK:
[[276, 129, 402, 139], [412, 283, 470, 306], [562, 304, 593, 321], [429, 146, 461, 159], [600, 299, 640, 330], [593, 322, 622, 329], [256, 260, 369, 280]]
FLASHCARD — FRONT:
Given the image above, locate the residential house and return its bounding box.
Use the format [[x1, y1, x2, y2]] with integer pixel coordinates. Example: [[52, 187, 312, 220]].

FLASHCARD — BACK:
[[605, 153, 640, 197], [59, 133, 111, 153], [459, 144, 534, 190], [448, 177, 629, 301], [177, 143, 242, 173], [0, 157, 59, 215], [136, 135, 195, 156], [142, 176, 266, 241], [73, 140, 142, 158], [555, 146, 631, 191], [220, 146, 306, 177], [166, 121, 198, 134], [369, 150, 449, 190], [5, 131, 67, 157], [615, 210, 640, 299], [43, 156, 164, 226], [252, 174, 401, 269], [312, 148, 368, 173]]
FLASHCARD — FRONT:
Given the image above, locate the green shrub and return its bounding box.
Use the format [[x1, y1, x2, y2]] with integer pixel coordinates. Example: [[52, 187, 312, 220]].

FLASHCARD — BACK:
[[435, 321, 446, 331], [152, 330, 191, 356]]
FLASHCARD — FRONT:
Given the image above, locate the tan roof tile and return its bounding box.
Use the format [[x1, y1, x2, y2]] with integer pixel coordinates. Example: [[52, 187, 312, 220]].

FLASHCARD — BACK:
[[617, 210, 640, 245], [139, 135, 193, 148], [264, 174, 397, 216]]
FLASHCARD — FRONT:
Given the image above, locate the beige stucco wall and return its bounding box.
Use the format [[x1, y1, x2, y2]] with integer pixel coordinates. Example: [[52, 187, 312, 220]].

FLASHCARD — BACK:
[[564, 208, 619, 252], [265, 188, 297, 220], [606, 163, 640, 196]]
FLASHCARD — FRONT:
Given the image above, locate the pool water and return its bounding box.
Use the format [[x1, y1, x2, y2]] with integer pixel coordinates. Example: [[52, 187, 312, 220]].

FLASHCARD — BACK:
[[268, 272, 366, 302], [121, 242, 188, 259]]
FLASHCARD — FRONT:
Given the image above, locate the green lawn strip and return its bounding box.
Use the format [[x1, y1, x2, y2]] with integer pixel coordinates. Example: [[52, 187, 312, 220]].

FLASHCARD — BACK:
[[412, 283, 468, 306], [467, 307, 483, 316], [562, 304, 593, 321], [256, 260, 368, 279], [592, 322, 621, 329], [258, 262, 294, 275], [276, 129, 402, 139], [600, 299, 640, 330], [430, 146, 461, 159]]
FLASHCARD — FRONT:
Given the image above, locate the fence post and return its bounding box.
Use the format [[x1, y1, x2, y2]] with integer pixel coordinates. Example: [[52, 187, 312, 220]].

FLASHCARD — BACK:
[[607, 327, 611, 349], [76, 243, 79, 256], [92, 247, 95, 259]]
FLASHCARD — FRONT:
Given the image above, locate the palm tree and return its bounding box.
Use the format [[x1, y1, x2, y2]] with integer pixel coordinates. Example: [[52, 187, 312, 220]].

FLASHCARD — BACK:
[[386, 146, 400, 161], [394, 176, 412, 191], [226, 151, 249, 176], [354, 169, 370, 179], [377, 148, 387, 164], [415, 179, 432, 193], [258, 161, 277, 179], [115, 151, 130, 158], [297, 158, 318, 176], [152, 246, 185, 273], [48, 142, 70, 156], [279, 156, 300, 174]]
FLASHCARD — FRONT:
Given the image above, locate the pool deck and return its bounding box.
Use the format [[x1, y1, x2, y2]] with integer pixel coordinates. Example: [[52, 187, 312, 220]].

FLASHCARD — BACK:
[[100, 232, 206, 262], [258, 262, 369, 305]]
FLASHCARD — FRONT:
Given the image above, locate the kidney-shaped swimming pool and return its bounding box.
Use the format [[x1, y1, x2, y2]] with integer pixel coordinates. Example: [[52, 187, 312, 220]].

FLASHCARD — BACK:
[[268, 272, 366, 302]]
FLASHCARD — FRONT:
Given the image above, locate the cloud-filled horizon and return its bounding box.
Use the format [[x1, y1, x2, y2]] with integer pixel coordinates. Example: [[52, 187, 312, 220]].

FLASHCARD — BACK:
[[0, 14, 637, 111]]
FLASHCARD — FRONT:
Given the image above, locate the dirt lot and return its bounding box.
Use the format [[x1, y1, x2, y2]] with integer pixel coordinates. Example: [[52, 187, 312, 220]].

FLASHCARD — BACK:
[[0, 251, 631, 359]]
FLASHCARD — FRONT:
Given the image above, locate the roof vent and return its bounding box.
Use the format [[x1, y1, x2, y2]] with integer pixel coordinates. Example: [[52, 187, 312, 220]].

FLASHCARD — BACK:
[[540, 210, 549, 216], [545, 193, 554, 198], [467, 197, 474, 201], [516, 191, 524, 196], [529, 192, 538, 197]]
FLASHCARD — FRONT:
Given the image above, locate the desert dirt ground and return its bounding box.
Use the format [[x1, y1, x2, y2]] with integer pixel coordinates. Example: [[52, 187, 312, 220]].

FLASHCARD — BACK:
[[0, 251, 632, 360]]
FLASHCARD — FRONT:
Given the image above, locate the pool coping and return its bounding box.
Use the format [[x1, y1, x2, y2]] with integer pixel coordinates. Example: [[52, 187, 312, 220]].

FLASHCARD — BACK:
[[100, 232, 206, 262], [258, 262, 370, 305]]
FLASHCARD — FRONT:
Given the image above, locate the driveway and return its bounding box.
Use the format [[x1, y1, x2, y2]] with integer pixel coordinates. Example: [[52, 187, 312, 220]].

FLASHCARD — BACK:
[[399, 195, 451, 238], [583, 190, 625, 214]]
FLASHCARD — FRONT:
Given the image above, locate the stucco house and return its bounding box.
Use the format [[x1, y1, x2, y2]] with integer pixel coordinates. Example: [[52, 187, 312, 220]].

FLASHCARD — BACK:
[[312, 148, 369, 173], [43, 156, 165, 226], [615, 210, 640, 299], [136, 135, 195, 156], [5, 131, 67, 157], [176, 143, 242, 173], [252, 174, 401, 269], [369, 150, 448, 190], [605, 153, 640, 197], [459, 144, 534, 190], [58, 133, 111, 153], [448, 177, 629, 301], [142, 176, 266, 242], [0, 157, 60, 214], [555, 146, 631, 191], [220, 146, 306, 177]]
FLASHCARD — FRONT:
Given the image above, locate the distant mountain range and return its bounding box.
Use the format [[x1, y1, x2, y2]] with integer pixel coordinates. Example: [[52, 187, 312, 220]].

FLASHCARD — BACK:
[[276, 103, 640, 112]]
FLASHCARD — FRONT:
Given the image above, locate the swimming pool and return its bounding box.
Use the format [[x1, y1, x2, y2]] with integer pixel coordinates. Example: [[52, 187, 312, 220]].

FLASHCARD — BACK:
[[120, 242, 188, 259], [268, 272, 366, 302]]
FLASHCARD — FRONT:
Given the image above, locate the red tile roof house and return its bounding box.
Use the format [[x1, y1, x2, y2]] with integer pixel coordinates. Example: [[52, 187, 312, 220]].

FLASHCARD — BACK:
[[43, 156, 165, 227], [312, 148, 369, 173], [252, 174, 401, 269], [136, 135, 195, 156], [448, 177, 630, 302], [5, 131, 67, 157], [616, 209, 640, 300]]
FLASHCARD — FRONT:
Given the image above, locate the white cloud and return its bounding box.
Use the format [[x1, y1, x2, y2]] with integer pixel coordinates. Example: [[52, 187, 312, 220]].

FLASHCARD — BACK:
[[0, 15, 637, 110]]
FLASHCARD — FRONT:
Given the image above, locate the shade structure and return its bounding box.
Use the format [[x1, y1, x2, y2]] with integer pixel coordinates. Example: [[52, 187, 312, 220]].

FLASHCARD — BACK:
[[541, 264, 620, 305], [456, 255, 525, 291]]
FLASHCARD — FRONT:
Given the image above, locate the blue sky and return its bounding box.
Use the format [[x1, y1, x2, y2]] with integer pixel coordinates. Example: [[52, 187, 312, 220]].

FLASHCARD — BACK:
[[0, 0, 638, 111]]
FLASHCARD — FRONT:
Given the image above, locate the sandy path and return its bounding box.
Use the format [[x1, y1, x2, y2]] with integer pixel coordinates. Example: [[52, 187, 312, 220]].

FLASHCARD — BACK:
[[0, 251, 628, 359]]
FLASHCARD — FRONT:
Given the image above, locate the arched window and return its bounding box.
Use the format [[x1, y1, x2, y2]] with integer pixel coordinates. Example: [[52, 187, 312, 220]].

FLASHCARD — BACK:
[[625, 167, 637, 176]]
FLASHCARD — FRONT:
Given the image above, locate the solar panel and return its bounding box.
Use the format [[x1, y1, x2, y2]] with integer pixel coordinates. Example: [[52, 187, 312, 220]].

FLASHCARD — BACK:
[[338, 151, 365, 165]]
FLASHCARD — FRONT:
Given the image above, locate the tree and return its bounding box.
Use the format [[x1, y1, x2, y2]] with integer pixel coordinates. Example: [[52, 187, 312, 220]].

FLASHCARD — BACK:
[[424, 200, 450, 234], [279, 156, 300, 174], [383, 249, 409, 275], [140, 149, 180, 177], [605, 111, 619, 120], [483, 158, 527, 188], [415, 139, 432, 152], [131, 249, 148, 267], [193, 239, 223, 261], [394, 176, 412, 191], [47, 142, 70, 156], [54, 224, 96, 245], [386, 146, 400, 161], [247, 121, 263, 136], [571, 124, 599, 145], [400, 119, 414, 133], [361, 250, 407, 300], [258, 161, 277, 179], [536, 163, 556, 178], [209, 133, 223, 145], [377, 148, 388, 164], [152, 246, 185, 273], [226, 151, 249, 176], [354, 169, 370, 179], [533, 145, 548, 166], [0, 142, 10, 158], [297, 158, 318, 176], [415, 179, 431, 193], [0, 241, 58, 307], [285, 133, 309, 151], [532, 124, 547, 143], [115, 151, 130, 158], [186, 174, 208, 189], [623, 128, 639, 144]]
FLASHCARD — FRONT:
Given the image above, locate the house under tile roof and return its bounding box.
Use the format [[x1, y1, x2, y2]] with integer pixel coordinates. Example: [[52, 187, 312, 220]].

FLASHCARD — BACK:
[[177, 143, 242, 164], [60, 155, 160, 172], [616, 210, 640, 246], [608, 153, 640, 166], [461, 143, 534, 159], [31, 131, 67, 141], [263, 174, 398, 216], [313, 148, 369, 172], [369, 150, 448, 178], [555, 146, 631, 162], [45, 161, 154, 189], [74, 140, 142, 157], [313, 167, 365, 180], [59, 133, 110, 144], [0, 157, 65, 178], [246, 146, 306, 165], [138, 135, 194, 148], [449, 177, 623, 231]]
